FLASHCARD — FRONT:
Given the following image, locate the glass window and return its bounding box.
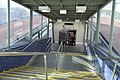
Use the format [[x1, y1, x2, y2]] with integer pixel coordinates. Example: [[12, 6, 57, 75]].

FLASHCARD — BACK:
[[113, 0, 120, 54], [10, 0, 30, 45], [43, 16, 48, 24], [42, 27, 47, 38], [33, 11, 41, 29], [0, 0, 8, 48], [100, 1, 112, 41]]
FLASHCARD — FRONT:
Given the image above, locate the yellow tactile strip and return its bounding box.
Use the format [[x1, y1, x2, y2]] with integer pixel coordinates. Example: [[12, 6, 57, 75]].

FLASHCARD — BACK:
[[0, 66, 102, 80]]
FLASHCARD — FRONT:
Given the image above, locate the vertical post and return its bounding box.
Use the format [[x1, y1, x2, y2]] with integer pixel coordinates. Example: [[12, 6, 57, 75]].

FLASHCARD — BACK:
[[8, 0, 10, 47], [90, 16, 93, 42], [52, 22, 55, 43], [47, 18, 49, 38], [41, 15, 43, 39], [29, 9, 33, 41], [83, 22, 87, 51], [109, 0, 116, 54], [44, 55, 48, 80], [87, 23, 90, 41], [55, 53, 58, 70], [84, 22, 87, 41], [95, 9, 101, 43], [86, 22, 89, 42]]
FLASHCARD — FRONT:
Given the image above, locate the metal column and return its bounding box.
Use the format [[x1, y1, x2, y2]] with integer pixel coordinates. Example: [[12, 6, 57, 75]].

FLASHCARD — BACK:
[[41, 15, 43, 39], [29, 9, 33, 41], [47, 19, 49, 38], [8, 0, 10, 47], [44, 55, 48, 80], [87, 22, 90, 42], [95, 10, 101, 43], [86, 22, 89, 42], [83, 22, 87, 52], [52, 22, 55, 43], [90, 17, 93, 42], [109, 0, 116, 54]]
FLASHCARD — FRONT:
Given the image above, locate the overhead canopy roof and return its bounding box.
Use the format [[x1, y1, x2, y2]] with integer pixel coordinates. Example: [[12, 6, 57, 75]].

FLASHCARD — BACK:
[[13, 0, 111, 21]]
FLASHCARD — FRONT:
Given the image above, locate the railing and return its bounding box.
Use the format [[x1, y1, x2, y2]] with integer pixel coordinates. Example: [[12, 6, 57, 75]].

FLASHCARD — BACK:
[[86, 21, 120, 80], [88, 21, 120, 57], [0, 52, 120, 80]]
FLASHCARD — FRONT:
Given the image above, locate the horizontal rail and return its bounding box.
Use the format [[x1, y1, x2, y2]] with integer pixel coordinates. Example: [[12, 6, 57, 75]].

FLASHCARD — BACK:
[[0, 51, 120, 61], [0, 52, 56, 56], [57, 42, 63, 52]]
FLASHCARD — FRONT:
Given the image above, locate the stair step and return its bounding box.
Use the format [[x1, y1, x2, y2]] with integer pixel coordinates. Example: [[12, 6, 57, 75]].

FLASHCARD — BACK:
[[0, 66, 102, 80]]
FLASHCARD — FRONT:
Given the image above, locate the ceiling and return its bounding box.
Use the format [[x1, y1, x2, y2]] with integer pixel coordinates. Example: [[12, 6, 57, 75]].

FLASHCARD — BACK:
[[13, 0, 111, 21]]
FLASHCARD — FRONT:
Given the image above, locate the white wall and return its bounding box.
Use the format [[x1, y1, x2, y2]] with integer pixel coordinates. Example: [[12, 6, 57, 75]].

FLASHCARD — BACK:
[[54, 21, 85, 42]]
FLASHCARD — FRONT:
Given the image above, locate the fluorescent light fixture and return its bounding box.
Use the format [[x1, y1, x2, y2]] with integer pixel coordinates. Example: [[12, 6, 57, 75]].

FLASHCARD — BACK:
[[41, 10, 50, 12], [39, 6, 50, 12], [75, 19, 80, 22], [57, 19, 62, 22], [60, 10, 67, 14], [76, 6, 86, 13]]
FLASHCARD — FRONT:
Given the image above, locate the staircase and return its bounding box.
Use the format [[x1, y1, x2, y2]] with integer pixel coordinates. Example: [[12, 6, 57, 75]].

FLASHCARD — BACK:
[[0, 66, 102, 80]]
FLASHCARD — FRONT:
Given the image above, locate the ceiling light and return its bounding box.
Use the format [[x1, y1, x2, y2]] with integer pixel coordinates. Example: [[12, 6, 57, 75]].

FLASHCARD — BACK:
[[41, 10, 50, 12], [57, 19, 62, 22], [76, 6, 86, 13], [75, 19, 80, 22], [60, 10, 67, 14], [39, 6, 50, 12]]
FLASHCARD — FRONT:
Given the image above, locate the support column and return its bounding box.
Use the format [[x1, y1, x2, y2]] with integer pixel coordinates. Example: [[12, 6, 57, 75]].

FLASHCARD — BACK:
[[52, 22, 55, 43], [87, 23, 89, 41], [86, 22, 89, 42], [109, 0, 116, 54], [83, 22, 87, 52], [29, 9, 33, 41], [8, 0, 10, 47], [41, 15, 43, 39], [95, 9, 101, 43], [47, 18, 49, 38], [90, 16, 93, 42], [85, 22, 87, 41]]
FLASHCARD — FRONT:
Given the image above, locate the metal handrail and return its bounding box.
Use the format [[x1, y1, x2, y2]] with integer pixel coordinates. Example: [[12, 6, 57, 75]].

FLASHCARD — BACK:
[[57, 42, 63, 52], [22, 39, 37, 51], [1, 51, 120, 80], [0, 52, 56, 56], [56, 42, 63, 70], [89, 40, 119, 80], [1, 51, 120, 60]]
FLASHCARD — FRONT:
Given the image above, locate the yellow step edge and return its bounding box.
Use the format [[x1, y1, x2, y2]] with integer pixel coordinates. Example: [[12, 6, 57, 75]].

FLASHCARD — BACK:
[[10, 67, 42, 70], [0, 73, 35, 79], [0, 76, 26, 80], [2, 71, 45, 76]]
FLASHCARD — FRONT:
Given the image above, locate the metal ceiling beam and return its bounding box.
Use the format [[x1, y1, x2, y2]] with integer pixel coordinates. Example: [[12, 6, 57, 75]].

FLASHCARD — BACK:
[[12, 0, 111, 21], [21, 0, 106, 5]]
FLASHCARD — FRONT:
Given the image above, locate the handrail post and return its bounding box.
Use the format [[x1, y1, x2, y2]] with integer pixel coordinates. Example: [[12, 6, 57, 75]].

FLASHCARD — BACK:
[[56, 42, 63, 70], [44, 55, 48, 80], [111, 61, 118, 80]]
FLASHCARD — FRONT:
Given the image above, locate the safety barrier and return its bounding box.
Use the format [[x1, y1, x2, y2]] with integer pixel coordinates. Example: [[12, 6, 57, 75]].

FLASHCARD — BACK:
[[0, 38, 51, 72]]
